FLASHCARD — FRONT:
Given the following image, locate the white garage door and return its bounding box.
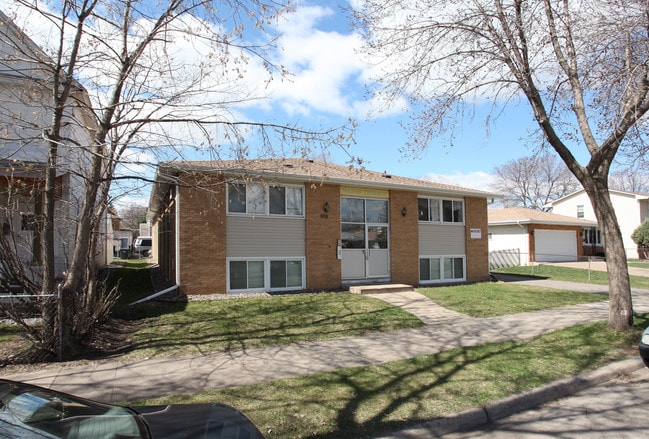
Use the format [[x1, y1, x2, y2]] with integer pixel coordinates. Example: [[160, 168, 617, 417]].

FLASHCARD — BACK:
[[535, 230, 578, 262]]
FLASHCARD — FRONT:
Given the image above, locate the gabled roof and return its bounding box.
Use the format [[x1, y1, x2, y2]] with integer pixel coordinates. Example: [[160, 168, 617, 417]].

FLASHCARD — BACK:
[[0, 9, 53, 82], [547, 188, 649, 207], [149, 158, 501, 216], [488, 207, 597, 227]]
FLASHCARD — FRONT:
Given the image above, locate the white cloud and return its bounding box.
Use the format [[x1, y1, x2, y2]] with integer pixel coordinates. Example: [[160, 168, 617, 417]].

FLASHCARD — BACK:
[[259, 4, 378, 119], [422, 171, 494, 191]]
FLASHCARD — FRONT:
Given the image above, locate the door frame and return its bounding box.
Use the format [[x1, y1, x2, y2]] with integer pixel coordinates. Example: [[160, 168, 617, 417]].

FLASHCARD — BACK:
[[340, 195, 390, 281]]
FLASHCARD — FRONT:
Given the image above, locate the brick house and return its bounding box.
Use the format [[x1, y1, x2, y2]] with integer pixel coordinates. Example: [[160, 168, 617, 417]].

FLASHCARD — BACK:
[[488, 207, 598, 267], [148, 158, 498, 296]]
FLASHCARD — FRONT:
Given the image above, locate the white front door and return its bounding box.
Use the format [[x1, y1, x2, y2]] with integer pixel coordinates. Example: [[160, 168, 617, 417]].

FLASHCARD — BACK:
[[341, 197, 390, 280]]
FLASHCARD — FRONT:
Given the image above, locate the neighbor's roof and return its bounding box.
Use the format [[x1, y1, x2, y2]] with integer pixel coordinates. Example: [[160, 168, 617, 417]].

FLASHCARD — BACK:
[[546, 188, 649, 206], [488, 207, 597, 226]]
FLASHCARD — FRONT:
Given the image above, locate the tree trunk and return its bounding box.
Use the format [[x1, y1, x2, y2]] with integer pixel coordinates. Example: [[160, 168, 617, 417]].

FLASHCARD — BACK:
[[583, 182, 633, 330], [41, 137, 60, 356], [56, 144, 104, 359]]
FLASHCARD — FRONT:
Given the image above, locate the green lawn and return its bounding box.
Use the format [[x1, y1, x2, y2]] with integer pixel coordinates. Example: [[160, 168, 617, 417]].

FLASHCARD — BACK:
[[125, 293, 424, 359], [628, 259, 649, 269], [5, 268, 645, 438], [418, 282, 606, 317], [0, 323, 23, 343], [132, 315, 648, 439], [125, 281, 609, 359], [493, 264, 649, 290], [104, 261, 156, 308]]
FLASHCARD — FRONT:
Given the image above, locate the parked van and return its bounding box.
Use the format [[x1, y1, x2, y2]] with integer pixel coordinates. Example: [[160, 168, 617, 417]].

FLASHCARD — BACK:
[[133, 236, 152, 257]]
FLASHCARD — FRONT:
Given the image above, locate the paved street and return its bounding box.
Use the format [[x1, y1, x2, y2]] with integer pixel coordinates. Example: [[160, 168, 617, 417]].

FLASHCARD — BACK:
[[443, 367, 649, 438]]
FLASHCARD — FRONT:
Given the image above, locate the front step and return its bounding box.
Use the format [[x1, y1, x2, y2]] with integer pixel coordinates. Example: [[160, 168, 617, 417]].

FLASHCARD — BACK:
[[349, 284, 414, 295]]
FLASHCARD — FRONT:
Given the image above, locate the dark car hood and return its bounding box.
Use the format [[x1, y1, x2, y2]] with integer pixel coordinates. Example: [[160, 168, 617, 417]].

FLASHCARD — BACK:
[[130, 403, 264, 439]]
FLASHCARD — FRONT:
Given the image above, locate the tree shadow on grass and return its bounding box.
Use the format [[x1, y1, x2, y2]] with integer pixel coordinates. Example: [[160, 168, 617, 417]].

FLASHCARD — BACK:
[[116, 294, 420, 358], [223, 318, 646, 439]]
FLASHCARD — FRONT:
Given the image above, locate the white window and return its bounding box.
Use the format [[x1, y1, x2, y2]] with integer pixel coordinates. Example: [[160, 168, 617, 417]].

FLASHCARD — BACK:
[[269, 186, 303, 216], [583, 228, 602, 245], [228, 258, 305, 292], [270, 260, 303, 289], [577, 205, 584, 219], [247, 184, 265, 214], [419, 256, 465, 283], [228, 183, 303, 216], [229, 260, 265, 291], [418, 197, 463, 223]]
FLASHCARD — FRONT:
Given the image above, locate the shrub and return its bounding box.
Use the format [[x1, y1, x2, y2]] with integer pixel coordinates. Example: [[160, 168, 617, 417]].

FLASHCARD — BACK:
[[632, 220, 649, 248]]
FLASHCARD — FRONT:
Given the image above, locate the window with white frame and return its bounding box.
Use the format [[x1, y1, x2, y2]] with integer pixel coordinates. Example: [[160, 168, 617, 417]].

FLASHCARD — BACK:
[[270, 260, 303, 289], [418, 197, 463, 223], [419, 256, 465, 282], [228, 258, 305, 292], [577, 205, 584, 218], [228, 183, 303, 216], [229, 260, 265, 290], [582, 228, 602, 245]]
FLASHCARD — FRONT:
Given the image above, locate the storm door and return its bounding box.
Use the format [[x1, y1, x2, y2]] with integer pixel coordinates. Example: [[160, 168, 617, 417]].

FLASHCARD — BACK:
[[340, 197, 390, 280]]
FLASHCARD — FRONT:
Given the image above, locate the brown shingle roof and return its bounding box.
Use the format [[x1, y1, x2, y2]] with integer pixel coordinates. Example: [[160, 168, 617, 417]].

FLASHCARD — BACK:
[[488, 207, 597, 226], [163, 158, 500, 198]]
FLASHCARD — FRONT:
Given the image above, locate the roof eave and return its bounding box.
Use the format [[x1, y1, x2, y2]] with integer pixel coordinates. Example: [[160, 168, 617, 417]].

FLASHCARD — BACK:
[[168, 163, 501, 199]]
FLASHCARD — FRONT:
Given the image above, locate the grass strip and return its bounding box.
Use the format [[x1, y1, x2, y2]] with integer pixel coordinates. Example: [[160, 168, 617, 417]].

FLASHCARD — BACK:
[[417, 282, 606, 317], [105, 261, 156, 308], [125, 293, 424, 359], [132, 316, 647, 439], [628, 260, 649, 269], [493, 264, 649, 290], [0, 324, 23, 343]]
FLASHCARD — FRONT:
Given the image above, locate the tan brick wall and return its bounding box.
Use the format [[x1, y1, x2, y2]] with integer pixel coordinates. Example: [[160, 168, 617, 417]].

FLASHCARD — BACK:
[[305, 183, 342, 290], [464, 196, 491, 282], [177, 173, 227, 295], [527, 224, 584, 263], [389, 190, 419, 285]]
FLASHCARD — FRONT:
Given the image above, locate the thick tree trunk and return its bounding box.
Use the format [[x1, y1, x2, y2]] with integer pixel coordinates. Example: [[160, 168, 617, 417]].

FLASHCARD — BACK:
[[57, 145, 104, 359], [583, 183, 633, 330]]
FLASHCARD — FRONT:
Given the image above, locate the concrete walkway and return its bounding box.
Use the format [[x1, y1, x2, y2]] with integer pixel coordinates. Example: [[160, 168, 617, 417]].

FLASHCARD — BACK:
[[3, 278, 649, 408]]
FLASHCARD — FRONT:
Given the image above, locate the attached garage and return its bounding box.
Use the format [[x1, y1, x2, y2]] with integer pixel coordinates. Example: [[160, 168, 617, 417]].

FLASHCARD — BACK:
[[534, 230, 577, 262], [488, 207, 597, 266]]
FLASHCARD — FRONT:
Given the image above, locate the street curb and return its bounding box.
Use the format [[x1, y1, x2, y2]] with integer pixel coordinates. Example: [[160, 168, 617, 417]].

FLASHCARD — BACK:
[[375, 357, 644, 438]]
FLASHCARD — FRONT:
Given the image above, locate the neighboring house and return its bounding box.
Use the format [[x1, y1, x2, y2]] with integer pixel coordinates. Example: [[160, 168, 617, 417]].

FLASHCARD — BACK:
[[148, 158, 499, 296], [547, 189, 649, 259], [488, 207, 598, 267], [109, 210, 134, 258], [113, 229, 134, 258], [0, 10, 108, 288]]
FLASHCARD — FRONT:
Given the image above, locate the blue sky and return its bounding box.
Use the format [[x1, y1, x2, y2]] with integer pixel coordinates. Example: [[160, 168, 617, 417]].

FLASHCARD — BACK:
[[2, 0, 558, 193], [236, 0, 547, 190]]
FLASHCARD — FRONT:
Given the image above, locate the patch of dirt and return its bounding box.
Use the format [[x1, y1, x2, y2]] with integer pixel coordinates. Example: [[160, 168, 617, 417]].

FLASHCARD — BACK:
[[0, 316, 144, 376]]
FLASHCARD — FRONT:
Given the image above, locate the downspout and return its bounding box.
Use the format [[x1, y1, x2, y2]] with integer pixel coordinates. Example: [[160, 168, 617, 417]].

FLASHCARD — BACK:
[[175, 183, 180, 288], [129, 281, 178, 305]]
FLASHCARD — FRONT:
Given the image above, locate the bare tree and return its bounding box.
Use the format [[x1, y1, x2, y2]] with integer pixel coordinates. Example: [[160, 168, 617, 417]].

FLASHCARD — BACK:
[[353, 0, 649, 330], [117, 204, 148, 232], [609, 165, 649, 193], [1, 0, 352, 360], [490, 154, 580, 210]]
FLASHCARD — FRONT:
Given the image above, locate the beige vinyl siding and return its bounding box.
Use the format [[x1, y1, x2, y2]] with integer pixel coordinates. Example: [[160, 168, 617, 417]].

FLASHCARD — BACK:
[[227, 216, 305, 257], [418, 223, 466, 255]]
